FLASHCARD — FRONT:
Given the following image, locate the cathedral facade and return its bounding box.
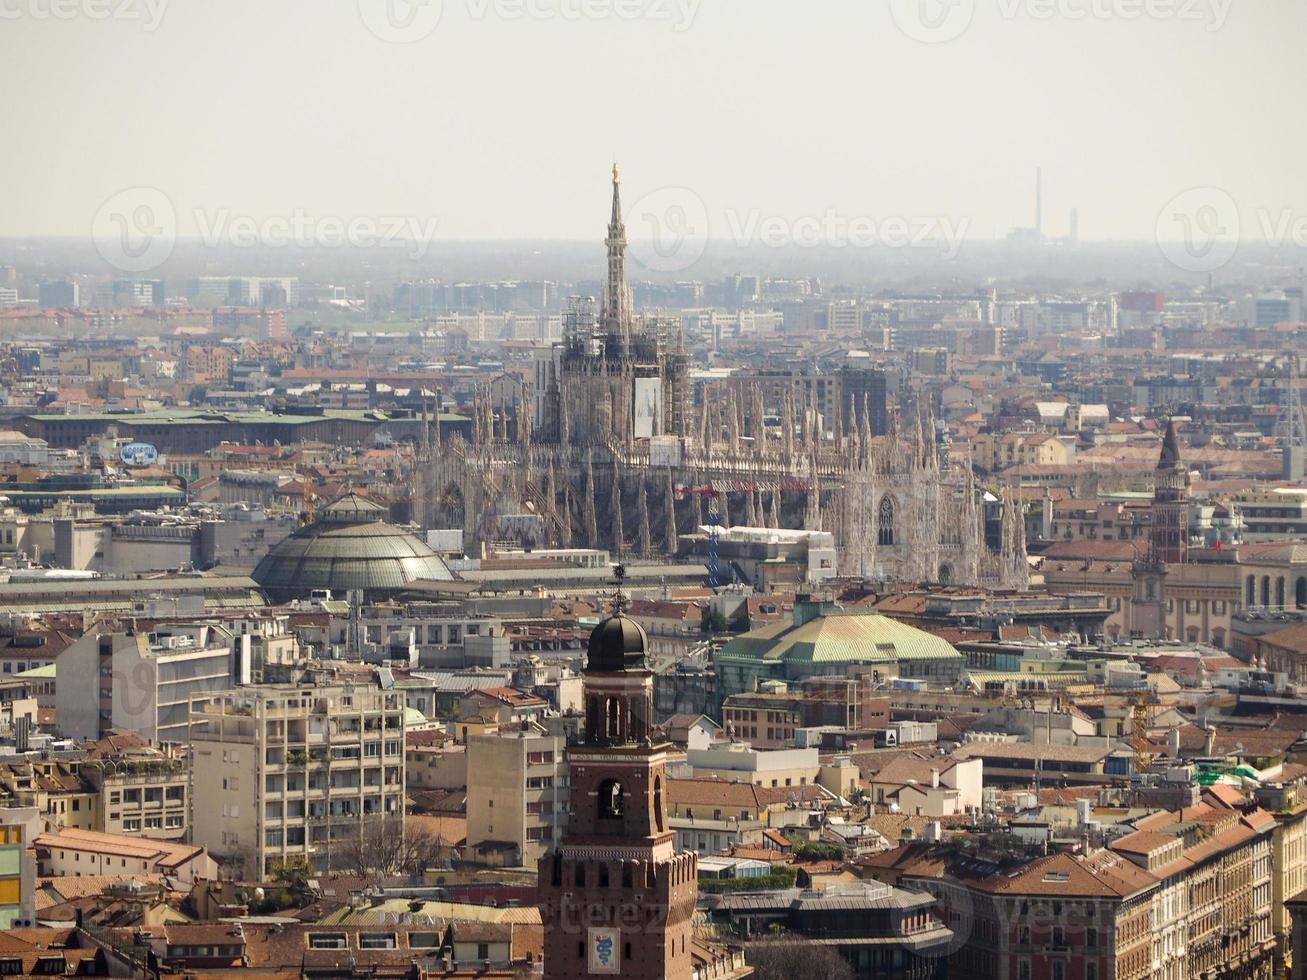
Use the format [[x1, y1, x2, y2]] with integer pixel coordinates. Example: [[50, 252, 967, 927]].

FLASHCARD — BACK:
[[415, 168, 1026, 590]]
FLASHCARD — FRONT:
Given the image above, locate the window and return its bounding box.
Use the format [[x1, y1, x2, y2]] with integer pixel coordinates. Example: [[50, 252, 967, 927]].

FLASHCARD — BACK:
[[358, 934, 397, 950], [598, 779, 625, 820], [878, 495, 896, 546], [476, 943, 489, 960], [308, 934, 347, 950]]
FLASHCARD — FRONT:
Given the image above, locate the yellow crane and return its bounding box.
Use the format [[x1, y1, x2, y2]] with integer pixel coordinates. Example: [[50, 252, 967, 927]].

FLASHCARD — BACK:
[[1129, 689, 1161, 773]]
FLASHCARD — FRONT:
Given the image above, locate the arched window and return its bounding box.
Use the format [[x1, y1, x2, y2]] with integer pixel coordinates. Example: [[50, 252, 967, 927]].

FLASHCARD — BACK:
[[1298, 577, 1307, 608], [653, 776, 665, 832], [1278, 577, 1287, 609], [1247, 575, 1257, 607], [878, 495, 896, 547], [1212, 628, 1226, 649], [598, 779, 625, 820], [574, 863, 586, 887], [586, 696, 599, 740], [1262, 576, 1272, 608]]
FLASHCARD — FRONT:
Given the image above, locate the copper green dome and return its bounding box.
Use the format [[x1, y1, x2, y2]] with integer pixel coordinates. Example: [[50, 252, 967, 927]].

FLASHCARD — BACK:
[[252, 492, 454, 601]]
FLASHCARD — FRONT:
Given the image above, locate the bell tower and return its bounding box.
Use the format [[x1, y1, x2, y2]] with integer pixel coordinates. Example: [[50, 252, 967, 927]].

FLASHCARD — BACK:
[[1151, 418, 1190, 564], [538, 565, 697, 979]]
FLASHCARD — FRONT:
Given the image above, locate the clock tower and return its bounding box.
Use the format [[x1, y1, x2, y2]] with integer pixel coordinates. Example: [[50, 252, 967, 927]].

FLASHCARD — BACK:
[[538, 567, 697, 979]]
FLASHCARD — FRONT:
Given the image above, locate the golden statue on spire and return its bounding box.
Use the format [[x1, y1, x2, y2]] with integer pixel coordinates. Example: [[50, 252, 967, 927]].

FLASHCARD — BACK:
[[612, 161, 620, 184]]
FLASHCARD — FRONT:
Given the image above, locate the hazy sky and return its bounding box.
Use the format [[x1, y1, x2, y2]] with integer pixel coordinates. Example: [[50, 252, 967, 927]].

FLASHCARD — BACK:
[[2, 0, 1304, 244]]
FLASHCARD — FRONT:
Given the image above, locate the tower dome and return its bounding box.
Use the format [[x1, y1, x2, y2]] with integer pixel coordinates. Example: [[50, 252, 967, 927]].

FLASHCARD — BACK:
[[585, 563, 648, 672], [586, 613, 649, 672]]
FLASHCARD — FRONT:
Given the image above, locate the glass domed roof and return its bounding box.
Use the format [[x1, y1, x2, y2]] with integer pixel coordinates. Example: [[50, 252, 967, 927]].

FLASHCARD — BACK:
[[252, 492, 455, 600]]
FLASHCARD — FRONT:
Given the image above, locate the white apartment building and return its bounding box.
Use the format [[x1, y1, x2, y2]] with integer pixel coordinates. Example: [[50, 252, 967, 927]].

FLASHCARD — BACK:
[[188, 684, 406, 878], [56, 625, 242, 744], [331, 602, 502, 669]]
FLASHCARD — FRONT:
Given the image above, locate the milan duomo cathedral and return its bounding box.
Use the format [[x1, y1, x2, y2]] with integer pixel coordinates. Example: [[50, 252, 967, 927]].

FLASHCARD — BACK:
[[414, 167, 1028, 590]]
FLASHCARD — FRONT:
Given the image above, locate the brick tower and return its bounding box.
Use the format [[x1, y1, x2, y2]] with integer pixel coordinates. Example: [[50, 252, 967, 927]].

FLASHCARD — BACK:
[[538, 566, 697, 979], [1150, 418, 1190, 564]]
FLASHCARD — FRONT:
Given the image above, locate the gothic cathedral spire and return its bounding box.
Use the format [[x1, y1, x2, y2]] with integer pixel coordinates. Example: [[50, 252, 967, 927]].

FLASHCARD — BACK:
[[604, 163, 631, 343]]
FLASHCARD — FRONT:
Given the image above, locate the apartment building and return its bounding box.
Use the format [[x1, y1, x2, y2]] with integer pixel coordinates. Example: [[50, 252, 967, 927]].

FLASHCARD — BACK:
[[0, 736, 190, 841], [1256, 780, 1307, 974], [56, 624, 242, 743], [722, 678, 889, 749], [188, 684, 406, 878], [0, 760, 96, 831], [332, 602, 502, 669], [0, 807, 37, 928], [465, 724, 566, 868], [82, 753, 189, 841]]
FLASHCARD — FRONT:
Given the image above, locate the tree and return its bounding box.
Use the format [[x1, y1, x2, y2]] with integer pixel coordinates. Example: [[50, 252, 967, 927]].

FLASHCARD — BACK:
[[745, 935, 854, 980], [338, 818, 452, 876], [701, 607, 727, 634], [793, 841, 846, 862]]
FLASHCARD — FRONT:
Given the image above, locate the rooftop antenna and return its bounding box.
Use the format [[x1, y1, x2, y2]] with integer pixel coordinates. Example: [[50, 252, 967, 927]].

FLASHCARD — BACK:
[[610, 560, 627, 617]]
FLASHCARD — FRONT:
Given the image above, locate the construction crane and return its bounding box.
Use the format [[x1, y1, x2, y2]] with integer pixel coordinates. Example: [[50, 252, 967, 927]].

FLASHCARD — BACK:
[[1128, 689, 1161, 773]]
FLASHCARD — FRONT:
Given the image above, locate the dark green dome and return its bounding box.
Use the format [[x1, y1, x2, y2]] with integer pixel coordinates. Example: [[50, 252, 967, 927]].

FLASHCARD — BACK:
[[587, 613, 649, 672], [252, 492, 454, 602]]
